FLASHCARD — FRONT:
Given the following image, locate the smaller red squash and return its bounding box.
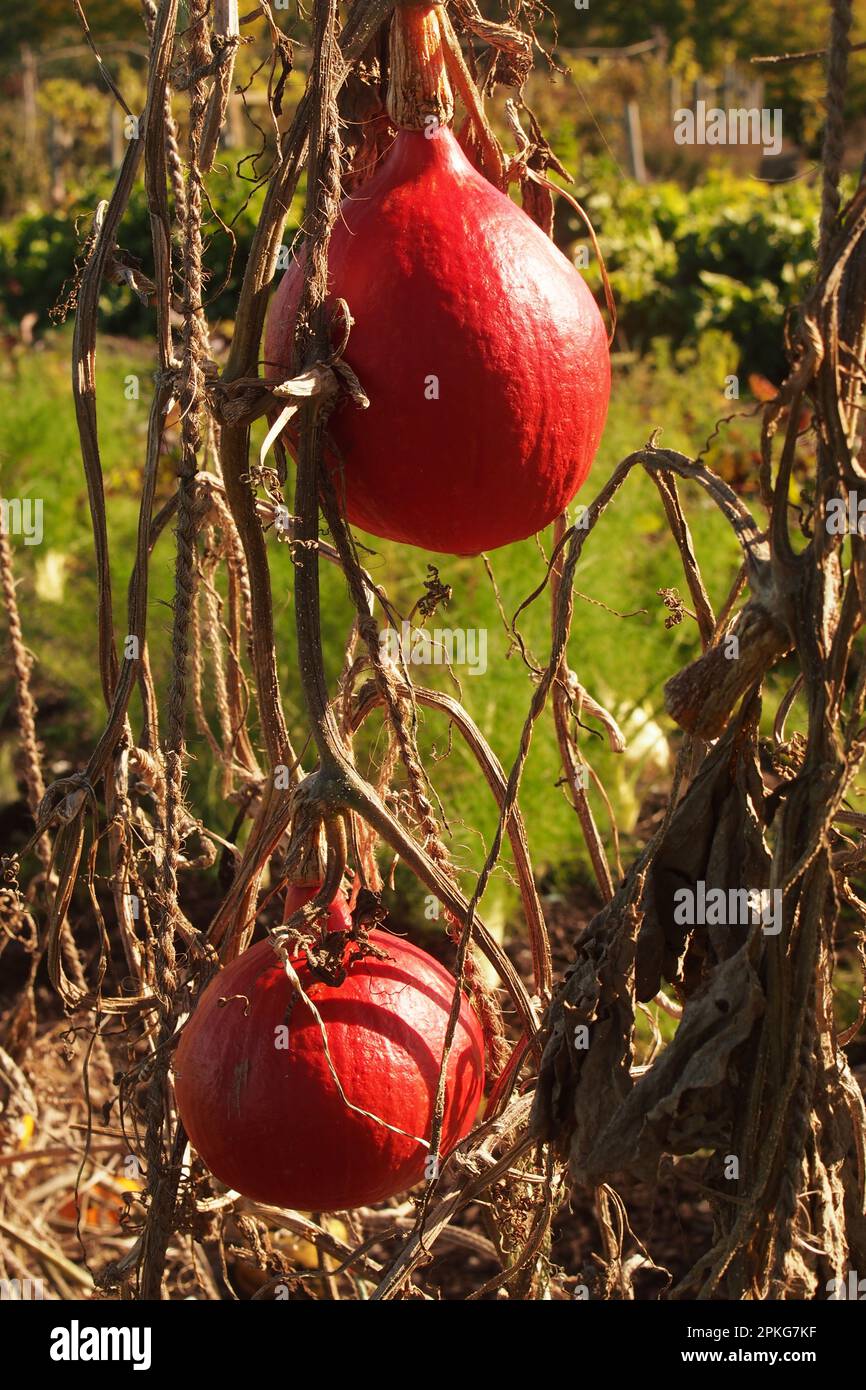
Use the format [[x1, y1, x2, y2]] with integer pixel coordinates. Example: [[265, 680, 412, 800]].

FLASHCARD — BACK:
[[174, 887, 484, 1211]]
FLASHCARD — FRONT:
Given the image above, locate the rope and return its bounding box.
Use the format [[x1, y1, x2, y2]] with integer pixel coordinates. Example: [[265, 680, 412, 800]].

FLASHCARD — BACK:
[[0, 518, 113, 1072], [0, 523, 50, 870], [139, 0, 211, 1301]]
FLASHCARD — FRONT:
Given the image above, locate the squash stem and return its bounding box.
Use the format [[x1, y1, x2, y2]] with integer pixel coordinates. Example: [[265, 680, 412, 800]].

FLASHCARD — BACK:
[[386, 2, 454, 132]]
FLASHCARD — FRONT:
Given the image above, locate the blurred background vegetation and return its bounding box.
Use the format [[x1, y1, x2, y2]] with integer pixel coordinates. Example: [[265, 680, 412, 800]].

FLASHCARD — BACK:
[[2, 1, 865, 358], [0, 1, 863, 930]]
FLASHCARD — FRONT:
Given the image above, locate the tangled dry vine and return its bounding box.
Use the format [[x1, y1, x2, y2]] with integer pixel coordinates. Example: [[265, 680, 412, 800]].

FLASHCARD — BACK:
[[1, 0, 865, 1301]]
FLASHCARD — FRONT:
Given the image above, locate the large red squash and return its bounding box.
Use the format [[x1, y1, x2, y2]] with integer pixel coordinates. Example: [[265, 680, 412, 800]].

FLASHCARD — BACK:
[[174, 888, 484, 1211], [264, 5, 610, 556]]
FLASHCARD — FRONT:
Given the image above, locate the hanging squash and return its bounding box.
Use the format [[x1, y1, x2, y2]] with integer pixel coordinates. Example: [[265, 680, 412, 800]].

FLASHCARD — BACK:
[[265, 2, 610, 555]]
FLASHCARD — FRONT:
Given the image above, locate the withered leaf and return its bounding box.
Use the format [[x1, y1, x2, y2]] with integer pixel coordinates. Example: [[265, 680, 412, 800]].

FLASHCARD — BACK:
[[637, 695, 770, 1001], [579, 945, 765, 1184]]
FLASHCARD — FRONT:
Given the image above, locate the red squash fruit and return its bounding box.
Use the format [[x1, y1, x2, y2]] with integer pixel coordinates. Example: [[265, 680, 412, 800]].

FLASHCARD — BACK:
[[264, 8, 610, 556], [174, 887, 484, 1212]]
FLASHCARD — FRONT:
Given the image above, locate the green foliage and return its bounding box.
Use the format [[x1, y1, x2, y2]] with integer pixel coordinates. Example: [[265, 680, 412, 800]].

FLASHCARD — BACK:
[[0, 0, 145, 58], [0, 158, 297, 335], [561, 159, 821, 379]]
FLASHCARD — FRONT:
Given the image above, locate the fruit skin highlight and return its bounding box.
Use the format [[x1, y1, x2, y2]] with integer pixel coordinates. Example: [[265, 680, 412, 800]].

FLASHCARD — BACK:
[[174, 890, 485, 1212], [265, 123, 610, 556]]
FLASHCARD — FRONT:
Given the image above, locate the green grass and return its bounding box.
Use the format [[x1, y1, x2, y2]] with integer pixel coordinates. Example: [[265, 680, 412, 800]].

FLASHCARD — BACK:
[[0, 327, 749, 917]]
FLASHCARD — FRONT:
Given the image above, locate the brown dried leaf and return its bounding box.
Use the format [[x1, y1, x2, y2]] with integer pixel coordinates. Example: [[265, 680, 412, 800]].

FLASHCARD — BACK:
[[637, 697, 771, 1001], [580, 945, 765, 1183]]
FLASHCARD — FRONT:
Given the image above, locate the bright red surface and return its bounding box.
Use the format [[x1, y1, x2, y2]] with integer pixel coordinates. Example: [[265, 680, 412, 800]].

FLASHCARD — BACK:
[[265, 127, 610, 555], [174, 897, 484, 1211]]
